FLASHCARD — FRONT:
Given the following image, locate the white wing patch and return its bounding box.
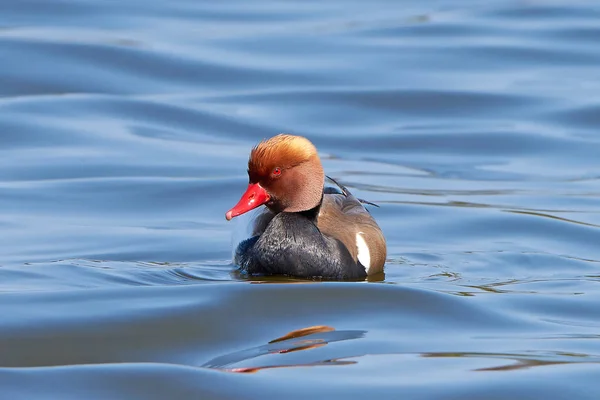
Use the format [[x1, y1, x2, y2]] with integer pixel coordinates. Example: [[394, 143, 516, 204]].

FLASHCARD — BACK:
[[356, 232, 371, 273]]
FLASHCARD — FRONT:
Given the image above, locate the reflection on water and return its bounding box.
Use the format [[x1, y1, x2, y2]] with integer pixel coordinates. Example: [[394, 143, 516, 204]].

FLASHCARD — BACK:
[[206, 325, 600, 374], [423, 351, 600, 372], [1, 0, 600, 398], [204, 325, 365, 372]]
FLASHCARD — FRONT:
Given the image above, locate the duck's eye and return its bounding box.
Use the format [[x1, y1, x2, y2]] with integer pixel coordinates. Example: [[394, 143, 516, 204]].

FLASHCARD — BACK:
[[271, 167, 282, 177]]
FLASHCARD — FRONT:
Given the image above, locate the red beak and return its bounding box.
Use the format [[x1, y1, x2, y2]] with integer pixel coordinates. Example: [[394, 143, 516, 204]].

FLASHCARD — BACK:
[[226, 183, 270, 221]]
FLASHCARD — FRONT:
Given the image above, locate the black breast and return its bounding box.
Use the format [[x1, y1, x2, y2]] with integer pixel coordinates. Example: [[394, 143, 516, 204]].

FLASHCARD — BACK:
[[234, 212, 366, 280]]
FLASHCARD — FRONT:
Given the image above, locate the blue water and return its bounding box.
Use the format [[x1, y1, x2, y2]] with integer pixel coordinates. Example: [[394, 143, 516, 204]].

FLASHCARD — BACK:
[[1, 1, 600, 398]]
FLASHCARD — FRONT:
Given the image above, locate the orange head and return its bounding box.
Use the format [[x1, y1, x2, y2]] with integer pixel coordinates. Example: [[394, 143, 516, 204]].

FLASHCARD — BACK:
[[226, 134, 325, 220]]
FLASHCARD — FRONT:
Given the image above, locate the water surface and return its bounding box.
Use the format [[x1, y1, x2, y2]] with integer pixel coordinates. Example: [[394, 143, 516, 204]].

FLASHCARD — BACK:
[[1, 0, 600, 398]]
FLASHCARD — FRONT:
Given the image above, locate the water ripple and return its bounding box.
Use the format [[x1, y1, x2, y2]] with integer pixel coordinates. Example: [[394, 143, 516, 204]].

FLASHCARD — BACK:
[[1, 0, 600, 398]]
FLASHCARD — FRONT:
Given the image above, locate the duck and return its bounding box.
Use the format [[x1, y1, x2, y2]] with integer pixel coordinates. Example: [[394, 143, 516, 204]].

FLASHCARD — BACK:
[[225, 134, 386, 280]]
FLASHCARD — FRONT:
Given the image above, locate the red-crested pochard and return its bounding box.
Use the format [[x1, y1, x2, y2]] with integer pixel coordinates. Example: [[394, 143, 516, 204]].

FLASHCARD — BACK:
[[226, 134, 386, 280]]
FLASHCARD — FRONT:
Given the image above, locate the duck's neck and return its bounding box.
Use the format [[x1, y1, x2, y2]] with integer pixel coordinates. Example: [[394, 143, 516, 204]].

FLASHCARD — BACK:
[[295, 193, 323, 222]]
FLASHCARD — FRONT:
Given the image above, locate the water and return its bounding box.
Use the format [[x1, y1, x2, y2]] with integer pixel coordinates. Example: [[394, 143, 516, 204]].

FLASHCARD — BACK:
[[1, 0, 600, 398]]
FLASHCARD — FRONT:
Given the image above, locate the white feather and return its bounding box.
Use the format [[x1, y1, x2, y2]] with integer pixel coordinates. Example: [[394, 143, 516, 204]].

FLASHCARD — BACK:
[[356, 232, 371, 273]]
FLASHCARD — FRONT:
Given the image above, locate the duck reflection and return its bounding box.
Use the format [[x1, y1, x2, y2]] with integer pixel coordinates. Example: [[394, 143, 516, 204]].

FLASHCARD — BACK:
[[203, 325, 365, 373], [230, 271, 385, 283]]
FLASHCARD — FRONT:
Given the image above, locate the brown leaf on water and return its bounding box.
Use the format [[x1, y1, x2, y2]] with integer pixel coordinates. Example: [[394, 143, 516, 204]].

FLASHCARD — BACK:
[[227, 367, 261, 374], [269, 325, 335, 343], [276, 342, 327, 354]]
